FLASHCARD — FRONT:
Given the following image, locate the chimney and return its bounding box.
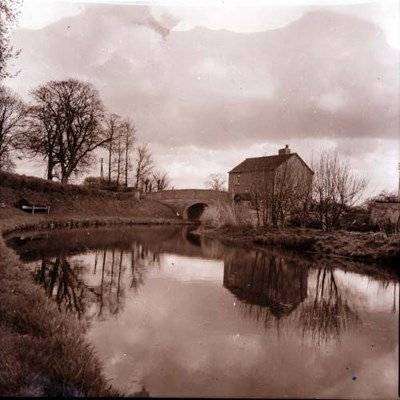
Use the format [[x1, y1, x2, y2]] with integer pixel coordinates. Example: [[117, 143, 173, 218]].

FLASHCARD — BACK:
[[278, 144, 291, 155]]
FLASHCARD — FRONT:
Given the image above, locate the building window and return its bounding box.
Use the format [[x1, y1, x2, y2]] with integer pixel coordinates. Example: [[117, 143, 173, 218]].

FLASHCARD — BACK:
[[235, 175, 240, 185]]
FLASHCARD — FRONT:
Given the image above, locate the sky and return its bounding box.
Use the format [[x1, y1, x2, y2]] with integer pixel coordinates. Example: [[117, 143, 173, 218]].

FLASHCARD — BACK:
[[4, 0, 400, 197]]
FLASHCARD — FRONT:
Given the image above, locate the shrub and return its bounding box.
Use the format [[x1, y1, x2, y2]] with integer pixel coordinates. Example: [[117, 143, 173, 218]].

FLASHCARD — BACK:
[[200, 202, 252, 228]]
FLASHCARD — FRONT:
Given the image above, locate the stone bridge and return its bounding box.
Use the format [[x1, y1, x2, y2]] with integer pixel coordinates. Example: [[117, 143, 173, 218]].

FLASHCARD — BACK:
[[142, 189, 230, 220]]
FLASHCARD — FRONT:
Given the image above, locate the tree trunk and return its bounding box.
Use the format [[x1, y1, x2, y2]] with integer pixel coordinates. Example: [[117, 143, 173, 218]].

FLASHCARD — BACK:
[[108, 140, 112, 184], [47, 158, 54, 180]]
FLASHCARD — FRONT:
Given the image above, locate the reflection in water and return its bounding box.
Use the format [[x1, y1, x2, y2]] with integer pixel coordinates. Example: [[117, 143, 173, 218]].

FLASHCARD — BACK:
[[298, 268, 360, 346], [6, 226, 399, 398], [7, 226, 396, 341], [31, 242, 160, 321], [223, 248, 362, 345], [129, 244, 159, 294], [184, 228, 201, 247], [34, 256, 97, 318], [224, 248, 308, 322]]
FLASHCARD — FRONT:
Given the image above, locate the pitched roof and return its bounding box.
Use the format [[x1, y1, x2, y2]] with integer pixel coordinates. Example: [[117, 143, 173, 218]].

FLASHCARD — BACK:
[[229, 154, 294, 174]]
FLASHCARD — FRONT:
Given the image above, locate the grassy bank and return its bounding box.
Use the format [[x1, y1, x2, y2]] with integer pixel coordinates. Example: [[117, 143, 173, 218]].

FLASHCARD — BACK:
[[0, 238, 120, 396], [0, 172, 187, 396], [197, 225, 400, 273], [198, 203, 399, 271]]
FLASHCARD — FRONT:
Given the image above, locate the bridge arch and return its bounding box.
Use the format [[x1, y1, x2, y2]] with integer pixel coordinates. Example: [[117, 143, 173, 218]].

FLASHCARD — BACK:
[[143, 189, 229, 221], [183, 202, 209, 221]]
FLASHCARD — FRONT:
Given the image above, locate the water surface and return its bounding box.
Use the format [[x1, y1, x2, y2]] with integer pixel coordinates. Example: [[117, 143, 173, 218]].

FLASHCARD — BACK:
[[6, 226, 399, 398]]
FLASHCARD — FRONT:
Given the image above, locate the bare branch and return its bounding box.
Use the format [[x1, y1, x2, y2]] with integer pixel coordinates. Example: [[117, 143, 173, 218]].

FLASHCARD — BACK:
[[0, 85, 27, 171], [0, 0, 22, 80], [205, 173, 227, 191], [134, 143, 153, 192], [26, 79, 107, 183], [312, 149, 367, 230]]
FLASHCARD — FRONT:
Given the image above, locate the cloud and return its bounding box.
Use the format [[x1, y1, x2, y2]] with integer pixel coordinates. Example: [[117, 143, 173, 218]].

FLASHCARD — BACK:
[[10, 7, 399, 145], [5, 3, 399, 192]]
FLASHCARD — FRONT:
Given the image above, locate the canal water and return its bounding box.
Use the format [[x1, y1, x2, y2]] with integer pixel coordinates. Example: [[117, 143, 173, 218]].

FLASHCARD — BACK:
[[5, 225, 399, 398]]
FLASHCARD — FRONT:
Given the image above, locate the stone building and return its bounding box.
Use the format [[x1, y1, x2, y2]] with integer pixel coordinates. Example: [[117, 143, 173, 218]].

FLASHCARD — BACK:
[[228, 145, 313, 200], [228, 145, 313, 226]]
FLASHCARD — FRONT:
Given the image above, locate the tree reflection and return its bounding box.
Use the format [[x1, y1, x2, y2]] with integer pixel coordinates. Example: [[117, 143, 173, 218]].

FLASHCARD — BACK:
[[32, 242, 160, 321], [92, 244, 159, 319], [130, 243, 159, 293], [18, 226, 371, 346], [33, 256, 99, 319], [298, 267, 360, 346], [224, 248, 361, 345], [95, 248, 129, 320]]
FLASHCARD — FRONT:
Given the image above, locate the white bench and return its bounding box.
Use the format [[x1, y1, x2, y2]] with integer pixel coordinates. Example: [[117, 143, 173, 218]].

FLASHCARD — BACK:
[[21, 204, 51, 215]]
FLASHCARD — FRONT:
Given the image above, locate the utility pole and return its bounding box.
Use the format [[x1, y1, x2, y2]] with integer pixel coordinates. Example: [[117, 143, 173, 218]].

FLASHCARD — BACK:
[[398, 162, 400, 202]]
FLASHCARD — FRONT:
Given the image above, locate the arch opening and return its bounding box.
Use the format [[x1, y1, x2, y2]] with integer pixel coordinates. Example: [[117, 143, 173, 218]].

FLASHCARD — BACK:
[[185, 203, 208, 221]]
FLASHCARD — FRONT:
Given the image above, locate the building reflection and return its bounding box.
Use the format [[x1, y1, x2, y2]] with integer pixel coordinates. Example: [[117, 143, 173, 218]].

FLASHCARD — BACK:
[[9, 226, 365, 345], [223, 248, 308, 323], [223, 248, 361, 345]]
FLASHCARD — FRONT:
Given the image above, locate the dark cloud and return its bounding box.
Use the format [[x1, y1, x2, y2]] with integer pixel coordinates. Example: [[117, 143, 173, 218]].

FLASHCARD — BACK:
[[8, 5, 399, 152]]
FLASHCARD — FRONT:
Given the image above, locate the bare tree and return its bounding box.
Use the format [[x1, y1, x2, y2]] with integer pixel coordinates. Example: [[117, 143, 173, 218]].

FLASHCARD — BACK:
[[0, 0, 22, 80], [122, 118, 135, 187], [27, 79, 108, 183], [134, 143, 153, 192], [248, 161, 312, 228], [364, 190, 398, 207], [152, 169, 170, 191], [26, 86, 60, 180], [0, 85, 26, 171], [205, 173, 227, 191], [271, 161, 313, 228], [113, 126, 124, 186], [104, 115, 135, 187], [248, 169, 270, 227], [104, 113, 122, 184], [312, 149, 367, 230]]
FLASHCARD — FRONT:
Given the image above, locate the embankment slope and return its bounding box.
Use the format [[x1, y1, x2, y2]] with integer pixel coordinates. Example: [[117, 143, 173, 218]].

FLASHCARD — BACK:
[[0, 172, 180, 396]]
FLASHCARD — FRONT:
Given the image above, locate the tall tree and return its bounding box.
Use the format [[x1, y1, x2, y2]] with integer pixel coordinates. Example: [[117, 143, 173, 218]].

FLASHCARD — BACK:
[[27, 85, 61, 180], [312, 149, 367, 230], [134, 143, 153, 192], [122, 118, 135, 187], [113, 126, 124, 185], [104, 113, 122, 184], [0, 85, 26, 171], [0, 0, 22, 80], [27, 79, 108, 183]]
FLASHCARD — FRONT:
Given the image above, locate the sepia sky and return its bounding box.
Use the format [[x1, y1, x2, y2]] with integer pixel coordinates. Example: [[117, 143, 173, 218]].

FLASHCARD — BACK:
[[5, 0, 400, 197]]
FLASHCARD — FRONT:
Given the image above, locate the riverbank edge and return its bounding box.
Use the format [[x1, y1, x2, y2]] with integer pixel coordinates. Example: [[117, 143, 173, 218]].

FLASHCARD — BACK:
[[0, 215, 192, 397], [195, 225, 399, 277]]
